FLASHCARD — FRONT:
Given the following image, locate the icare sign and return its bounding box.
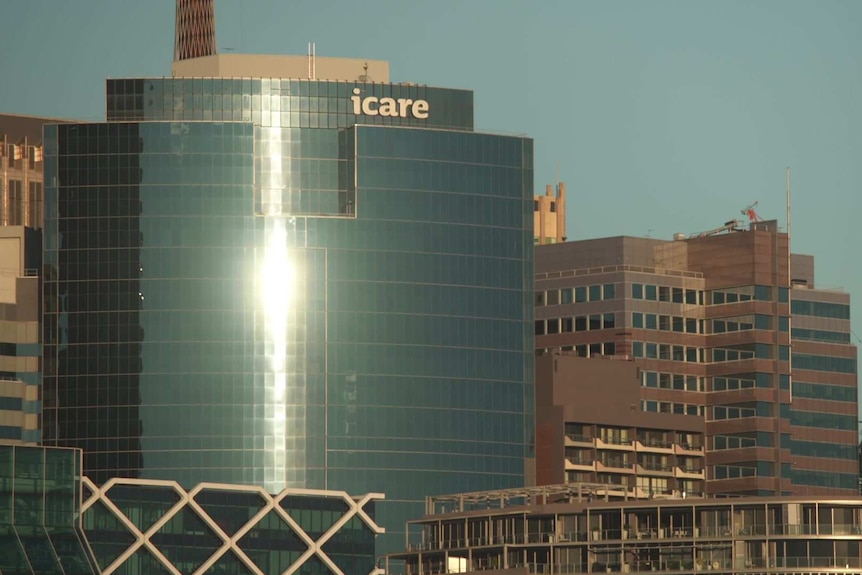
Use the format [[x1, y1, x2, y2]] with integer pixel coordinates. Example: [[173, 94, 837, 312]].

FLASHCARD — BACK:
[[351, 88, 429, 119]]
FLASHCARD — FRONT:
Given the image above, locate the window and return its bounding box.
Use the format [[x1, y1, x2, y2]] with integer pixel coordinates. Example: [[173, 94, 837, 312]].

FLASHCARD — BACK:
[[793, 381, 857, 402], [686, 376, 699, 391], [791, 300, 850, 319], [560, 288, 573, 304], [550, 201, 556, 213], [633, 342, 644, 357], [754, 285, 771, 301], [561, 317, 573, 333], [632, 313, 644, 328], [790, 409, 856, 430], [29, 182, 42, 226], [546, 319, 559, 334], [575, 286, 587, 303], [536, 292, 545, 306], [632, 283, 643, 299], [588, 285, 601, 302], [589, 314, 601, 330], [7, 180, 22, 226], [672, 288, 683, 303], [793, 354, 856, 374], [644, 372, 657, 387], [546, 289, 560, 305], [792, 327, 849, 343], [575, 316, 587, 331], [603, 313, 615, 329], [646, 314, 657, 330], [603, 284, 616, 299], [533, 200, 539, 211], [645, 285, 657, 301], [535, 321, 545, 335], [646, 343, 657, 359], [672, 316, 684, 332], [685, 289, 697, 304], [659, 315, 670, 331], [604, 342, 616, 355], [658, 286, 670, 302], [686, 318, 697, 333]]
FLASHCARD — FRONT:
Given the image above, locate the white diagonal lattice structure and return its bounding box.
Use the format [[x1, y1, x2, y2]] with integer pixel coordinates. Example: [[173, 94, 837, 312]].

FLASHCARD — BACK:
[[81, 477, 385, 575]]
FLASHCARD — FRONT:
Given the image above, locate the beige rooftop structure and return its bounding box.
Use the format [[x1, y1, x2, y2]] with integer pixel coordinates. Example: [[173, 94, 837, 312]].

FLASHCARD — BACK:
[[171, 1, 389, 82], [172, 53, 391, 82]]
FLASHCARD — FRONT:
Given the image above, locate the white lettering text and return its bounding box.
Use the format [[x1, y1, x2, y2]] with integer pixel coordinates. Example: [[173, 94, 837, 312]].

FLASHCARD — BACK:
[[352, 88, 429, 119]]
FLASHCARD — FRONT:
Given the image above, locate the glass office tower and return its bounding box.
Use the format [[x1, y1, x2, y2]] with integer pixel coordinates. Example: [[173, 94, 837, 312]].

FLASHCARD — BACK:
[[43, 78, 534, 553]]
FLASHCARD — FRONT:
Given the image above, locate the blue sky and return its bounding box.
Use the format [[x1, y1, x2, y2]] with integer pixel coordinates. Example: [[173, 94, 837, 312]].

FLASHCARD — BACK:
[[1, 1, 860, 350]]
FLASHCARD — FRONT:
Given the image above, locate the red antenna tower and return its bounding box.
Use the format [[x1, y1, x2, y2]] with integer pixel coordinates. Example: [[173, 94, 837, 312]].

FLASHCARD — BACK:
[[174, 0, 217, 62]]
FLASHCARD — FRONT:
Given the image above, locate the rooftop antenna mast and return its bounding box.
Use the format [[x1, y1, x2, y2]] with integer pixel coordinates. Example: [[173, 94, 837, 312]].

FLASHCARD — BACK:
[[786, 166, 792, 403], [786, 167, 791, 243], [308, 42, 316, 79]]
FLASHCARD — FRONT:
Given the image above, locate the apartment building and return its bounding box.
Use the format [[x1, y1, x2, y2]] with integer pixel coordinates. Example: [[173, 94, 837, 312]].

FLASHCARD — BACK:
[[537, 354, 706, 498], [388, 484, 862, 575], [534, 222, 857, 497]]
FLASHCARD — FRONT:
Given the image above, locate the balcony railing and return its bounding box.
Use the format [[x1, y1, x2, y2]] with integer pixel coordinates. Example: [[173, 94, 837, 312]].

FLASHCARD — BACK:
[[639, 462, 674, 472], [600, 437, 634, 446], [405, 557, 862, 575], [411, 522, 862, 551], [638, 439, 673, 449]]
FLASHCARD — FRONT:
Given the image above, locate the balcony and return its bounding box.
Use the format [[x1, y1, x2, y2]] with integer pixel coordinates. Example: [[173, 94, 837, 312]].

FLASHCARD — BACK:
[[596, 460, 634, 474], [636, 462, 674, 476], [675, 466, 705, 479], [565, 457, 595, 471], [403, 556, 862, 575], [407, 523, 862, 556], [634, 440, 674, 454], [566, 434, 594, 447], [674, 443, 705, 456], [596, 438, 634, 451]]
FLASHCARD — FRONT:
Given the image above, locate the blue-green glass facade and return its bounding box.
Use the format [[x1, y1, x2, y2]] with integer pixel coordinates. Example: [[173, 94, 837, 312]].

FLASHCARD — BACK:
[[43, 77, 534, 554], [0, 445, 98, 575]]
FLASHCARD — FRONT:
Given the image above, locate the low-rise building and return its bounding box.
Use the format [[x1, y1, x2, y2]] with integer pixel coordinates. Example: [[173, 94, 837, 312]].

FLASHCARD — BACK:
[[388, 484, 862, 574]]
